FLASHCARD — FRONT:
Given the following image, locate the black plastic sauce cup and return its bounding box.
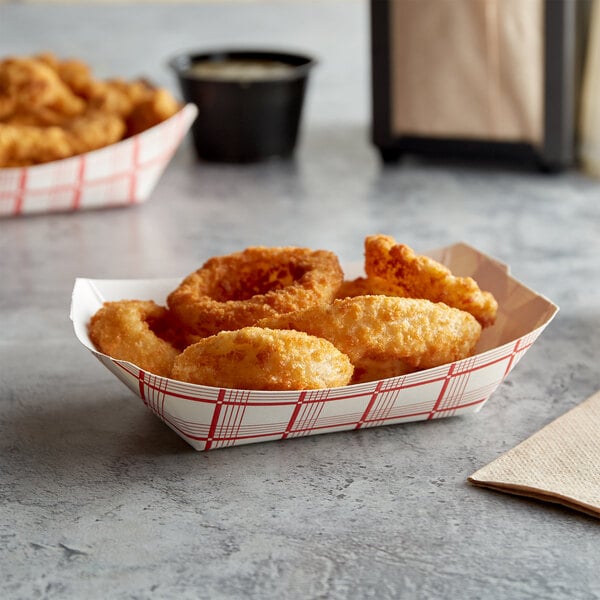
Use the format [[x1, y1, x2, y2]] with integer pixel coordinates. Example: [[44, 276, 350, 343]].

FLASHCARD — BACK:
[[169, 49, 316, 163]]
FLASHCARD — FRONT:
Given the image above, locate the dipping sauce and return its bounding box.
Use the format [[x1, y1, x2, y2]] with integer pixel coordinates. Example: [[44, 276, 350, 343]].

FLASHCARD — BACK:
[[186, 59, 295, 82]]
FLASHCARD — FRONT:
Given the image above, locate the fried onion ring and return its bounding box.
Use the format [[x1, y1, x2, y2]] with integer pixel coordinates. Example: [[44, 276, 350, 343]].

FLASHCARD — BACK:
[[364, 235, 498, 327], [88, 300, 179, 377], [336, 275, 408, 299], [258, 295, 482, 383], [167, 246, 344, 339], [171, 327, 354, 390]]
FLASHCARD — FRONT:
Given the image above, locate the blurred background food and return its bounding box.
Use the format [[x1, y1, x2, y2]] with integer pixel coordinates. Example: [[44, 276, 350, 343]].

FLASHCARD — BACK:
[[2, 0, 599, 177], [0, 53, 180, 167]]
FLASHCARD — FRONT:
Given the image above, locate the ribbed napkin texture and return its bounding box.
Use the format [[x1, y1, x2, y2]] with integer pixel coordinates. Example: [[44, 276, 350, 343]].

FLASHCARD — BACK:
[[469, 390, 600, 517]]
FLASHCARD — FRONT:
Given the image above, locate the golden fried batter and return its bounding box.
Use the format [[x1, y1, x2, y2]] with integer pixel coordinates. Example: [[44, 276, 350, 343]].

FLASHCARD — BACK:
[[0, 110, 125, 167], [167, 246, 344, 339], [336, 275, 408, 299], [259, 295, 482, 382], [0, 123, 73, 167], [88, 300, 179, 377], [171, 327, 354, 390], [364, 235, 498, 327], [127, 87, 181, 136], [0, 56, 85, 117], [347, 356, 416, 385], [87, 240, 498, 390], [64, 110, 126, 155], [0, 52, 181, 167]]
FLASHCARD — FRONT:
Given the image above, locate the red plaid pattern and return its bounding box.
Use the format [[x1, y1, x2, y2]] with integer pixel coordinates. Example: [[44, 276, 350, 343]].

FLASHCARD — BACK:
[[72, 244, 559, 452], [87, 329, 549, 452], [0, 104, 197, 217]]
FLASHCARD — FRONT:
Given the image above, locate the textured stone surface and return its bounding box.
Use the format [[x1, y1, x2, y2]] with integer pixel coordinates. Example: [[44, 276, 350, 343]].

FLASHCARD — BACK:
[[1, 2, 600, 599]]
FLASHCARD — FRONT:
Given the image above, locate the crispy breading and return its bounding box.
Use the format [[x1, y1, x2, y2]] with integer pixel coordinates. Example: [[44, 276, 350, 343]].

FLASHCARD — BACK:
[[88, 241, 496, 390], [0, 53, 181, 167], [0, 110, 125, 167], [364, 235, 498, 327], [171, 327, 354, 390], [167, 246, 344, 339], [336, 275, 408, 299], [0, 123, 73, 167], [2, 106, 72, 127], [0, 56, 85, 117], [64, 110, 126, 155], [88, 300, 179, 378], [258, 295, 482, 382], [348, 356, 415, 384], [126, 87, 180, 136]]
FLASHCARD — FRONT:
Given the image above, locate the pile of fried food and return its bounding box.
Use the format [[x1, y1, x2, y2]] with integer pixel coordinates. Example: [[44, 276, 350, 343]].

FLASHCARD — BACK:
[[88, 235, 498, 390], [0, 53, 180, 167]]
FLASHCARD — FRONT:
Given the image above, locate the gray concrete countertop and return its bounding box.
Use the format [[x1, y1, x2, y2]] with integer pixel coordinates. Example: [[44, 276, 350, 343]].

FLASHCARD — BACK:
[[1, 2, 600, 599]]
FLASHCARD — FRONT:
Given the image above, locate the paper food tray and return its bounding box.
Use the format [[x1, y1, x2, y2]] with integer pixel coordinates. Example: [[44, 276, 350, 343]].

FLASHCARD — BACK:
[[0, 103, 197, 217], [70, 242, 558, 451]]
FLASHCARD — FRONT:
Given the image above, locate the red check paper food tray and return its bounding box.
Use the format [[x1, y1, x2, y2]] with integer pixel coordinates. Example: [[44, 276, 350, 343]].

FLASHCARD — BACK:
[[71, 243, 558, 451], [0, 103, 197, 217]]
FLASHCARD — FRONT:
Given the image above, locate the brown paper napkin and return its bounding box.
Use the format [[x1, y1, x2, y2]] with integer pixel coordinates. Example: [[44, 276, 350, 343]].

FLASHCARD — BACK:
[[389, 0, 544, 143], [468, 390, 600, 518]]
